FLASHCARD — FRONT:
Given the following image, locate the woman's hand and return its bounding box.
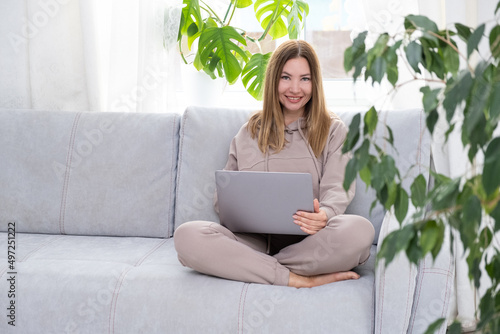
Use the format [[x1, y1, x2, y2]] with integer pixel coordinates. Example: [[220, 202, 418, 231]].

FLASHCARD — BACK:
[[293, 199, 328, 235]]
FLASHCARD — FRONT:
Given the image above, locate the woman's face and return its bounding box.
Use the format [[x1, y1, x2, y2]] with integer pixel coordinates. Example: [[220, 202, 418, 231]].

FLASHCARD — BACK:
[[278, 57, 312, 119]]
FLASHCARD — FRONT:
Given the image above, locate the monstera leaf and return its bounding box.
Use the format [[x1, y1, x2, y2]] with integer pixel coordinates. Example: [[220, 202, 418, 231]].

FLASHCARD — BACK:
[[254, 0, 308, 39], [242, 52, 272, 100], [198, 26, 249, 84], [233, 0, 253, 8], [178, 0, 202, 40]]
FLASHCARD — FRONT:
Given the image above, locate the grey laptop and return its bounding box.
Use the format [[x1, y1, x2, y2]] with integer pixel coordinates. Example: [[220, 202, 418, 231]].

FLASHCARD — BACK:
[[215, 170, 314, 235]]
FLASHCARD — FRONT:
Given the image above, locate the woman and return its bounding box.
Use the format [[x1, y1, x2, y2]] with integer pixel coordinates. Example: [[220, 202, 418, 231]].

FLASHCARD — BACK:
[[174, 40, 374, 288]]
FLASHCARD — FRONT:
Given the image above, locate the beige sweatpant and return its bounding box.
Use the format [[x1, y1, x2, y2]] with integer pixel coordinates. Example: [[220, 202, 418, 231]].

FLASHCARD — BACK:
[[174, 214, 375, 286]]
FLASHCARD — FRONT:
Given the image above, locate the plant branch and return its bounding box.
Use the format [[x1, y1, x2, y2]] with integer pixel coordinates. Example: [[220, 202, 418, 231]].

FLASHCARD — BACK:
[[227, 0, 238, 26], [223, 1, 233, 24], [200, 1, 223, 24], [427, 30, 475, 74], [179, 39, 188, 64]]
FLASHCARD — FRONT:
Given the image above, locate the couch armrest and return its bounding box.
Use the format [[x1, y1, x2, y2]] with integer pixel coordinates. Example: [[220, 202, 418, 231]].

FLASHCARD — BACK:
[[375, 208, 454, 334]]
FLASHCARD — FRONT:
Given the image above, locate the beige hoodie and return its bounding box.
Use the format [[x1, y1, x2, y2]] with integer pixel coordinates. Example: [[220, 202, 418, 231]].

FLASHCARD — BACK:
[[219, 115, 355, 220]]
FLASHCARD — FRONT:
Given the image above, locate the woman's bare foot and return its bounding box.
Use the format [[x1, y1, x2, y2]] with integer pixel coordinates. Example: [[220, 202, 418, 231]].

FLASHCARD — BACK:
[[288, 271, 360, 288]]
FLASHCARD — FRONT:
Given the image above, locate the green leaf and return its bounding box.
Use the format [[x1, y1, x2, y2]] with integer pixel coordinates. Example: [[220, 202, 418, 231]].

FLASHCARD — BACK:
[[405, 41, 423, 74], [426, 109, 439, 135], [464, 77, 491, 139], [355, 139, 370, 170], [179, 0, 203, 39], [406, 231, 423, 264], [429, 51, 445, 79], [287, 0, 309, 39], [377, 225, 415, 266], [483, 137, 500, 195], [443, 71, 473, 122], [198, 26, 249, 84], [443, 44, 459, 75], [385, 125, 394, 146], [431, 220, 445, 259], [411, 174, 427, 207], [461, 195, 482, 246], [371, 33, 390, 57], [431, 177, 460, 211], [371, 155, 398, 192], [343, 157, 358, 191], [394, 186, 409, 224], [489, 25, 500, 59], [479, 227, 493, 249], [420, 86, 441, 114], [342, 113, 361, 153], [359, 165, 371, 188], [233, 0, 253, 9], [385, 41, 400, 86], [423, 318, 446, 334], [420, 220, 440, 255], [363, 107, 378, 136], [496, 1, 500, 14], [254, 0, 308, 40], [467, 23, 485, 58], [490, 82, 500, 122], [485, 252, 500, 283], [455, 23, 472, 42], [241, 52, 271, 100], [405, 15, 439, 34], [367, 57, 387, 84], [447, 321, 462, 334]]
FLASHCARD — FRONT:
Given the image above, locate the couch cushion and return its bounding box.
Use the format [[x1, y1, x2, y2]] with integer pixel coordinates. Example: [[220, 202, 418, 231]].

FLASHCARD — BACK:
[[174, 107, 430, 244], [174, 106, 253, 234], [0, 109, 180, 238], [0, 232, 375, 333]]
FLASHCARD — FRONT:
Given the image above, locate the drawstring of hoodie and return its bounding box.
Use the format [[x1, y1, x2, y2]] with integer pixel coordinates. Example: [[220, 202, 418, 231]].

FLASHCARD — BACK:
[[297, 119, 321, 177], [265, 150, 270, 253]]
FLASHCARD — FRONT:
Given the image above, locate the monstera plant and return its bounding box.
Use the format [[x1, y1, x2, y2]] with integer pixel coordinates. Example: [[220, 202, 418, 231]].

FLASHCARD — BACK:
[[177, 0, 309, 100], [343, 1, 500, 333]]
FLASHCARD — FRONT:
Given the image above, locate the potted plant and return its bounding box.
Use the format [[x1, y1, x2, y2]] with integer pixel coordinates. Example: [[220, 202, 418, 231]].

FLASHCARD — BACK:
[[343, 1, 500, 332], [177, 0, 309, 100]]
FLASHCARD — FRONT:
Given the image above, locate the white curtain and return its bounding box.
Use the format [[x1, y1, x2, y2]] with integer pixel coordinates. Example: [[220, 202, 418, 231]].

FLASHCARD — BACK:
[[0, 0, 181, 113], [345, 0, 498, 331]]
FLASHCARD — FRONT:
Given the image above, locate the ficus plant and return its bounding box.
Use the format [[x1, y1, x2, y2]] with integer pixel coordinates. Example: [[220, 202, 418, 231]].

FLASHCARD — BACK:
[[177, 0, 309, 100], [343, 1, 500, 333]]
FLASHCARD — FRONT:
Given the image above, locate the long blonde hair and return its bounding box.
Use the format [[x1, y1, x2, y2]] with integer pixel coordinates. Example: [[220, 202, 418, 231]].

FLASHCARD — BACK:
[[247, 40, 331, 158]]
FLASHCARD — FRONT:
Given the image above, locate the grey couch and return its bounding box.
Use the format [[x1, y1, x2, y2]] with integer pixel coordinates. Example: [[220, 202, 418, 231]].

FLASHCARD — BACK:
[[0, 106, 453, 333]]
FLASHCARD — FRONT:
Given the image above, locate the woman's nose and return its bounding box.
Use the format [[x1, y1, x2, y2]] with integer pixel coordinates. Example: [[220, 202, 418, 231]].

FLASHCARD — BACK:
[[289, 79, 300, 93]]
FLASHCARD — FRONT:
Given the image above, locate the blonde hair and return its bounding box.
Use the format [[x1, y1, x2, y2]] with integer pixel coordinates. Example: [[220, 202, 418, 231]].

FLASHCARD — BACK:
[[247, 40, 331, 157]]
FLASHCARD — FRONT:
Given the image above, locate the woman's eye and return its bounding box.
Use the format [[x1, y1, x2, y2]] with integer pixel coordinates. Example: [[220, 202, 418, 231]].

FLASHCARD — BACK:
[[281, 76, 290, 80], [302, 77, 311, 81]]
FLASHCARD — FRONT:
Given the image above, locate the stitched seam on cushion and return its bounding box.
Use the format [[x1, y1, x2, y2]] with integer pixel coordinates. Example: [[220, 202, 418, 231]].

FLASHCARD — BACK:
[[19, 235, 65, 262], [238, 283, 250, 334], [404, 265, 414, 333], [167, 116, 179, 238], [174, 110, 189, 233], [108, 239, 168, 333], [441, 249, 454, 319], [377, 218, 389, 334], [408, 258, 425, 333], [59, 112, 82, 234]]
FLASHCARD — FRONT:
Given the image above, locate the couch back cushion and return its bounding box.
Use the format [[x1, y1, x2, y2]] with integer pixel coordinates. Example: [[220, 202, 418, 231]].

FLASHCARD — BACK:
[[0, 109, 179, 238], [173, 106, 253, 235], [174, 107, 430, 244]]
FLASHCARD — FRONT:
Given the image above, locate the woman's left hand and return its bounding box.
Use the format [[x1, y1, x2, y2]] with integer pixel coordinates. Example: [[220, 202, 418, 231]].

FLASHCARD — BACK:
[[293, 199, 328, 235]]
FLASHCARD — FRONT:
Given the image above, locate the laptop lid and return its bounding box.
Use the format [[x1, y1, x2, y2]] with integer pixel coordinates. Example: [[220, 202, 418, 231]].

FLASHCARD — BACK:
[[215, 170, 314, 235]]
